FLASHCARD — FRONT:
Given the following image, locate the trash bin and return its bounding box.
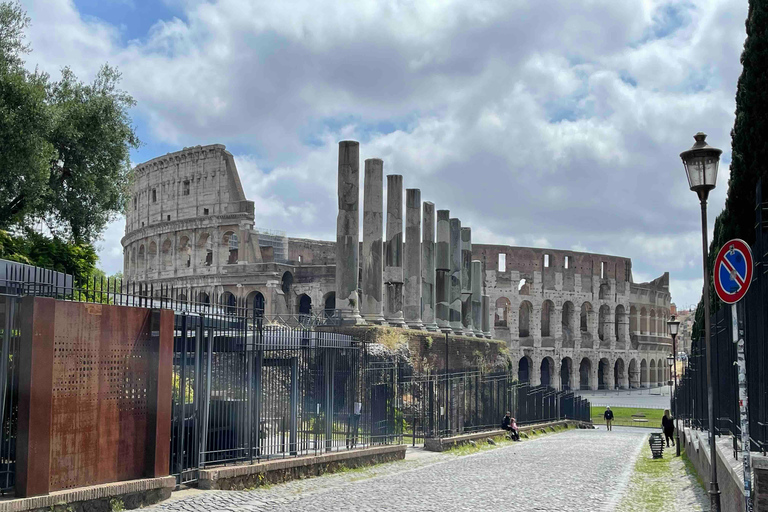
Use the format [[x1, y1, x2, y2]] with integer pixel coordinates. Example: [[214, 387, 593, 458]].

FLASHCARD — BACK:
[[649, 433, 664, 459]]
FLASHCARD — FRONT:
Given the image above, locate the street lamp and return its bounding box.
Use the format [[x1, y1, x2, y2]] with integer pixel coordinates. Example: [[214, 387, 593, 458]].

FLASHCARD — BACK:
[[667, 314, 680, 456], [681, 132, 722, 511]]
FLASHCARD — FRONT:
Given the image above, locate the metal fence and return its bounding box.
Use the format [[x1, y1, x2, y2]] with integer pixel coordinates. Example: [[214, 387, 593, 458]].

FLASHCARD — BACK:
[[673, 178, 768, 456], [399, 369, 591, 444]]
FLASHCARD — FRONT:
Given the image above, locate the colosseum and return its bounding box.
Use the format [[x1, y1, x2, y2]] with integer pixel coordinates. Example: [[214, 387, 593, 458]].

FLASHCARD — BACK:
[[122, 143, 673, 391]]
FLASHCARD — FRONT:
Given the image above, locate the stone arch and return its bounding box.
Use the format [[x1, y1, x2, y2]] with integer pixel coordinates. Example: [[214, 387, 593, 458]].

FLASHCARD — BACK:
[[560, 357, 573, 390], [628, 358, 639, 388], [177, 292, 187, 303], [640, 307, 648, 334], [220, 291, 237, 314], [649, 309, 657, 335], [161, 238, 173, 269], [221, 231, 239, 264], [640, 359, 648, 387], [198, 291, 210, 305], [519, 300, 533, 338], [614, 358, 626, 389], [598, 305, 610, 342], [650, 359, 657, 387], [247, 291, 266, 319], [598, 282, 610, 300], [495, 297, 511, 327], [147, 241, 157, 272], [598, 358, 610, 390], [580, 302, 592, 333], [658, 358, 666, 383], [561, 301, 575, 347], [518, 356, 532, 383], [540, 356, 555, 387], [197, 232, 213, 267], [298, 294, 312, 315], [131, 246, 137, 274], [179, 236, 191, 268], [323, 292, 336, 317], [579, 357, 592, 390], [518, 278, 531, 295], [541, 300, 554, 337], [615, 305, 626, 342], [281, 271, 293, 294]]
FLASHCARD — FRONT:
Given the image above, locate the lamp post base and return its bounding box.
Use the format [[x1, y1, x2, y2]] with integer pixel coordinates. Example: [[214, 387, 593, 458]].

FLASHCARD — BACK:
[[709, 484, 721, 512]]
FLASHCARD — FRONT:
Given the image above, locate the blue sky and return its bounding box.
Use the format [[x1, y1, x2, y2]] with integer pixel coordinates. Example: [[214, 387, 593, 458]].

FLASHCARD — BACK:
[[20, 0, 750, 309]]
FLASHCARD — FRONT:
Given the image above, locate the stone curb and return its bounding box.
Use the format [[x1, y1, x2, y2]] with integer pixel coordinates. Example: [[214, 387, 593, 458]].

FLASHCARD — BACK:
[[0, 476, 175, 512], [199, 444, 407, 490], [423, 420, 590, 452]]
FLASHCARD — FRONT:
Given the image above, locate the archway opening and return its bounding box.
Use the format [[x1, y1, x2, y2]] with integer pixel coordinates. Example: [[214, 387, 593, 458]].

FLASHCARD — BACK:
[[598, 358, 610, 390], [541, 300, 553, 337], [560, 357, 572, 390], [579, 358, 592, 390], [495, 297, 511, 327], [614, 358, 625, 389], [519, 301, 532, 338], [518, 356, 532, 383], [540, 357, 554, 387], [324, 292, 336, 318], [298, 294, 312, 315]]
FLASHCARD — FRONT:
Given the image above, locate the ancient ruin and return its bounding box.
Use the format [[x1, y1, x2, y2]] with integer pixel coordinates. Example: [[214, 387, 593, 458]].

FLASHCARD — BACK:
[[123, 142, 673, 390]]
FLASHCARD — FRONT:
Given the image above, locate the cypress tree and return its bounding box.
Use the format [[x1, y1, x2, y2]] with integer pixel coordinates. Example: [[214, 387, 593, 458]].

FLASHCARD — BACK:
[[692, 1, 768, 340]]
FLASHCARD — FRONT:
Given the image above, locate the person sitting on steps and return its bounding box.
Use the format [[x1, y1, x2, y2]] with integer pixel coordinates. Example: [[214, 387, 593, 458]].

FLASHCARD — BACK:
[[501, 411, 520, 441]]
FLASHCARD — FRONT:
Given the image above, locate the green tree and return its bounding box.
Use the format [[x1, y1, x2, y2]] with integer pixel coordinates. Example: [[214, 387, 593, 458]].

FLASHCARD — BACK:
[[0, 1, 139, 244], [692, 2, 768, 340]]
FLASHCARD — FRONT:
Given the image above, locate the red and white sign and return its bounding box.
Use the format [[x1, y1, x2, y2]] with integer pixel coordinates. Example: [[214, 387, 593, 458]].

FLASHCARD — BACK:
[[714, 238, 753, 304]]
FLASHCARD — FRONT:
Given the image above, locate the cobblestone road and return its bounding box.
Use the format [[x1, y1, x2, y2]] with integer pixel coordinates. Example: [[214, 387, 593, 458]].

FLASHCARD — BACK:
[[150, 428, 648, 512]]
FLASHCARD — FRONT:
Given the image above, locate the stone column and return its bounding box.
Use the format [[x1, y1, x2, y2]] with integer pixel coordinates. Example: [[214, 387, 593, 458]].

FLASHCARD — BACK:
[[361, 158, 386, 324], [460, 227, 473, 335], [435, 210, 451, 332], [482, 294, 492, 338], [384, 175, 406, 327], [404, 189, 424, 330], [449, 218, 463, 334], [422, 202, 439, 331], [471, 261, 483, 337], [335, 141, 364, 324]]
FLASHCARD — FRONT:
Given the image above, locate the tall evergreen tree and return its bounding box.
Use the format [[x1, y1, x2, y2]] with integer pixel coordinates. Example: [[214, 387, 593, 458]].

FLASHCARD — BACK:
[[692, 1, 768, 340]]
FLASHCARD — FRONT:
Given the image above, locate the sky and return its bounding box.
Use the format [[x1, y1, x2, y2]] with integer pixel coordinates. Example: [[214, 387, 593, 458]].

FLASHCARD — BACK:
[[18, 0, 750, 310]]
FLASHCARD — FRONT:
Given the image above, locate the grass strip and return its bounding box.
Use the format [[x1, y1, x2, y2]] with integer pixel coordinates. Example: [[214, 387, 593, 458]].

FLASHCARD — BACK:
[[617, 436, 673, 511]]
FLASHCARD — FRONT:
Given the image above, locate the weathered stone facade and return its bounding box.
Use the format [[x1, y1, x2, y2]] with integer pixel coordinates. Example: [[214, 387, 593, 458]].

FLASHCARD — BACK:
[[124, 144, 672, 390]]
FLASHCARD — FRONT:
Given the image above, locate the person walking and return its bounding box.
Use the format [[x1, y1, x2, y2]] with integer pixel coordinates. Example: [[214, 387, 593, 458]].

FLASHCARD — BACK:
[[662, 409, 675, 447], [603, 406, 614, 431]]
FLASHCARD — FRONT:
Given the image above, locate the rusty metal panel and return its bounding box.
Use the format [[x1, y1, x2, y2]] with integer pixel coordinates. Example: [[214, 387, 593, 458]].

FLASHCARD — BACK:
[[48, 302, 155, 491]]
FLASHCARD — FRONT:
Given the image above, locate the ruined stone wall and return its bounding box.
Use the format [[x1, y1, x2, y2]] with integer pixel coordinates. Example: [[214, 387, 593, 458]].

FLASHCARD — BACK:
[[288, 238, 336, 265], [473, 244, 672, 391]]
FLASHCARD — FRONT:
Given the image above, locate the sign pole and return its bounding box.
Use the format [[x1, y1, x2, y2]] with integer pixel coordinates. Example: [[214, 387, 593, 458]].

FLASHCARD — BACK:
[[732, 301, 753, 512]]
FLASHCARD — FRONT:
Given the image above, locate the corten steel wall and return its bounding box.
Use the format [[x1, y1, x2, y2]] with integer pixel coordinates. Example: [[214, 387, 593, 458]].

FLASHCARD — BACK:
[[16, 297, 172, 498]]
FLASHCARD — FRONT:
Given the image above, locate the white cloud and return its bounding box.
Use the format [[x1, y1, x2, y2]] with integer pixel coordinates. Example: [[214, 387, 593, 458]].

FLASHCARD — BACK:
[[20, 0, 749, 311]]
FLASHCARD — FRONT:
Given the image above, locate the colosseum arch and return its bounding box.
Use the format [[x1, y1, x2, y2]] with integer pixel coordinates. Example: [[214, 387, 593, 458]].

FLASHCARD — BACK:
[[615, 305, 626, 342], [147, 241, 157, 272], [614, 358, 626, 389], [658, 358, 666, 383], [598, 282, 610, 300], [221, 231, 239, 264], [131, 247, 137, 274], [649, 359, 657, 387], [197, 233, 212, 267], [640, 359, 648, 387], [247, 291, 266, 319], [580, 302, 592, 333], [198, 291, 210, 305], [640, 307, 648, 334], [649, 309, 657, 335], [179, 236, 191, 268], [628, 359, 639, 388], [598, 305, 610, 343], [629, 305, 637, 333], [297, 294, 312, 315], [220, 291, 237, 314], [323, 292, 336, 317], [495, 297, 511, 327], [598, 358, 610, 389], [519, 301, 533, 338], [161, 239, 173, 269], [541, 300, 554, 337], [560, 357, 573, 390], [561, 301, 575, 347], [518, 355, 532, 383], [540, 356, 555, 387], [579, 358, 592, 390]]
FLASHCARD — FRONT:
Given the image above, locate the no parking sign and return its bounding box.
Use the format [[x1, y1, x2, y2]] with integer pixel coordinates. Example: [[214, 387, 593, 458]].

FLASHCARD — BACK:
[[714, 238, 753, 304]]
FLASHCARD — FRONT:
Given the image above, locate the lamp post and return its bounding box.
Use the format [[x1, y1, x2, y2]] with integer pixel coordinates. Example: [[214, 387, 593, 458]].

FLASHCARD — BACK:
[[667, 314, 680, 456], [680, 132, 722, 511]]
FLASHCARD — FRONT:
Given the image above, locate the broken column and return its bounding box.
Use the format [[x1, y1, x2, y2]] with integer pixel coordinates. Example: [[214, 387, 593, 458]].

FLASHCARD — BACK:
[[460, 227, 473, 335], [335, 140, 364, 324], [421, 202, 439, 332], [471, 260, 483, 337], [361, 158, 386, 324], [449, 218, 463, 334], [435, 210, 451, 332], [404, 188, 424, 330], [482, 295, 492, 338], [384, 174, 406, 327]]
